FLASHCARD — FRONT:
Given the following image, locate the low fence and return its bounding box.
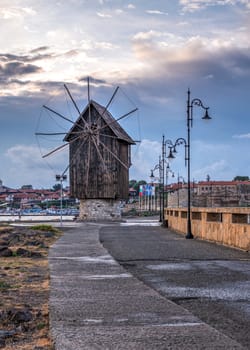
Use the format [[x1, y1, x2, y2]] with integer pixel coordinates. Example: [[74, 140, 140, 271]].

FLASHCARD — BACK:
[[165, 207, 250, 251]]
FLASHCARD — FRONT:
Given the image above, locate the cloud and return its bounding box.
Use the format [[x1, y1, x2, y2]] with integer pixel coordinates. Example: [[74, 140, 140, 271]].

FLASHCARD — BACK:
[[78, 76, 107, 85], [63, 49, 79, 57], [29, 46, 50, 54], [187, 139, 247, 182], [127, 4, 136, 9], [0, 78, 71, 101], [130, 139, 161, 181], [0, 61, 42, 78], [131, 31, 250, 85], [179, 0, 250, 12], [133, 30, 164, 41], [0, 47, 82, 95], [146, 10, 168, 15], [22, 7, 36, 16], [115, 9, 124, 15], [193, 159, 228, 176], [179, 0, 208, 12], [0, 50, 54, 63], [97, 12, 112, 18], [233, 133, 250, 139], [94, 41, 118, 50], [4, 144, 69, 188], [0, 6, 36, 19], [6, 145, 47, 168]]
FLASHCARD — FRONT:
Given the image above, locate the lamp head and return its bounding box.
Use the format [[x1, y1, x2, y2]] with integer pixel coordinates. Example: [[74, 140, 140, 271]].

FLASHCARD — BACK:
[[202, 108, 211, 120], [150, 170, 155, 179], [167, 147, 175, 161]]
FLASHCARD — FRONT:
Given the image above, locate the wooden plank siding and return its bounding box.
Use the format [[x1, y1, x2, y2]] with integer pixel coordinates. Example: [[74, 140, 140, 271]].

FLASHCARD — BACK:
[[65, 101, 134, 200]]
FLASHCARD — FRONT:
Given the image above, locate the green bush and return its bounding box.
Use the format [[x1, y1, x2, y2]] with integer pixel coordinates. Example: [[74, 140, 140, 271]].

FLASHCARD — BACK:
[[30, 224, 59, 233]]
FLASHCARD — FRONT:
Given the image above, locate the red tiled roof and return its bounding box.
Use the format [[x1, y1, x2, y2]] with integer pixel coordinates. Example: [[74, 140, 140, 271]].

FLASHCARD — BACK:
[[198, 181, 250, 186]]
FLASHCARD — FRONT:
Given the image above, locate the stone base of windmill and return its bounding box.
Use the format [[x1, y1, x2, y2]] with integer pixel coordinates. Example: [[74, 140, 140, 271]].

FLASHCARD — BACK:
[[79, 199, 122, 221]]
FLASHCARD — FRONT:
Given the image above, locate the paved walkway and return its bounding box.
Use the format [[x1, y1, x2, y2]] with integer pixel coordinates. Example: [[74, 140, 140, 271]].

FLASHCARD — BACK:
[[49, 221, 246, 349]]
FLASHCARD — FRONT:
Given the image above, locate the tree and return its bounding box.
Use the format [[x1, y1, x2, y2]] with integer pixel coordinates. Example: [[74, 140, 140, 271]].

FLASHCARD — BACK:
[[129, 179, 137, 188], [52, 183, 62, 191], [233, 176, 249, 181]]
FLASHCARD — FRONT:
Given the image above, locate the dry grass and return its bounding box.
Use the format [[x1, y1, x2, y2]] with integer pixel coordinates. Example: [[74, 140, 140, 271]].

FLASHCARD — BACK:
[[0, 224, 62, 349]]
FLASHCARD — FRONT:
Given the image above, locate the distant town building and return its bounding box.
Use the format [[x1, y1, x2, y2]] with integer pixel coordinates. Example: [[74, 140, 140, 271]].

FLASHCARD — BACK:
[[168, 180, 250, 208], [0, 184, 74, 210], [1, 179, 250, 210], [21, 185, 33, 190]]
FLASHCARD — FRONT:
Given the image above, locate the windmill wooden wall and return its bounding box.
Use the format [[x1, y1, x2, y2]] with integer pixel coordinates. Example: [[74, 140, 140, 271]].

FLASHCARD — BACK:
[[65, 100, 134, 200]]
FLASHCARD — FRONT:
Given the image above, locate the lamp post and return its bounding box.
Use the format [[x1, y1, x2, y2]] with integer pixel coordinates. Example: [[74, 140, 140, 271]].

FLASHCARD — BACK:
[[55, 174, 67, 226], [150, 142, 174, 225], [165, 136, 187, 220], [177, 173, 185, 208], [150, 156, 163, 222], [185, 89, 211, 238], [165, 91, 211, 238], [165, 163, 175, 212]]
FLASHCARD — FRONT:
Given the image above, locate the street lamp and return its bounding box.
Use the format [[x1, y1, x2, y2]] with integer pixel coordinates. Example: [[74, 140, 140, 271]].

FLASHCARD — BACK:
[[150, 140, 175, 225], [150, 156, 163, 222], [165, 91, 211, 238], [162, 135, 175, 225], [55, 174, 67, 226], [165, 163, 175, 211], [164, 136, 187, 222], [177, 173, 185, 208], [185, 89, 211, 238]]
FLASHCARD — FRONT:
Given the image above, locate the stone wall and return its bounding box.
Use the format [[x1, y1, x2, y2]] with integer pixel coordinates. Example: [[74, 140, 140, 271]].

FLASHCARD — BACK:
[[168, 189, 188, 207], [167, 188, 250, 208], [79, 199, 121, 221], [165, 207, 250, 251]]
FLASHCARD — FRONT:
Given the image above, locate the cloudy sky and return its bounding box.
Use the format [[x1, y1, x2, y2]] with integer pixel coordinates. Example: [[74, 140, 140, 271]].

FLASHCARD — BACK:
[[0, 0, 249, 189]]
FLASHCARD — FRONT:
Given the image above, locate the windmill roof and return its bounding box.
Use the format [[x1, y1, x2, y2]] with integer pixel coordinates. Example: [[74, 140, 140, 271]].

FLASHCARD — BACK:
[[64, 100, 135, 144]]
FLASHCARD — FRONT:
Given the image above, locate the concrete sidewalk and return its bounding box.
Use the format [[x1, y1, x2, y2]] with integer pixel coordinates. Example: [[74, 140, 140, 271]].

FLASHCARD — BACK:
[[49, 221, 246, 349]]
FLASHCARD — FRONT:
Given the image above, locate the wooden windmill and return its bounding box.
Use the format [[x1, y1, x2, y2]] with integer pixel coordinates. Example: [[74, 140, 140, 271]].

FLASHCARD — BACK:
[[36, 79, 138, 220]]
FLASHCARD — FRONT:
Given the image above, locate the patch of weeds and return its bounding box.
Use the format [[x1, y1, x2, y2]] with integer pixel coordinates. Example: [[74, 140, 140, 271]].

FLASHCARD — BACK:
[[0, 281, 12, 290], [0, 280, 21, 290], [8, 284, 22, 290], [30, 224, 60, 234], [37, 322, 46, 330]]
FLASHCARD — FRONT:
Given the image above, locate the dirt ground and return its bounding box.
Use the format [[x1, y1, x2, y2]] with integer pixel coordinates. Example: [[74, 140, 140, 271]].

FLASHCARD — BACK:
[[0, 224, 62, 349]]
